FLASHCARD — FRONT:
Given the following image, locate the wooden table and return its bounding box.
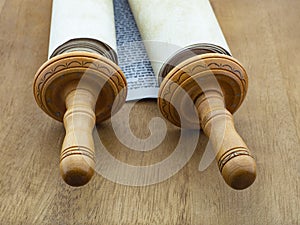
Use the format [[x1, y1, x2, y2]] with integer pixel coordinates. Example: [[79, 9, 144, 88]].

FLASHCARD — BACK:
[[0, 0, 299, 224]]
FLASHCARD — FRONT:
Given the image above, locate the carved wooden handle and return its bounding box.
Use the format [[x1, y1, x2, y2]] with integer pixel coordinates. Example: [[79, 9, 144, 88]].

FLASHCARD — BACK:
[[60, 89, 96, 186], [196, 91, 256, 189], [33, 52, 127, 186]]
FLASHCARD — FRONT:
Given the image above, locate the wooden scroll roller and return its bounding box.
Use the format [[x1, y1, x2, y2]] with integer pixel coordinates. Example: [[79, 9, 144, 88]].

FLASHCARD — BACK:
[[158, 48, 256, 190], [33, 0, 127, 186], [129, 0, 256, 189]]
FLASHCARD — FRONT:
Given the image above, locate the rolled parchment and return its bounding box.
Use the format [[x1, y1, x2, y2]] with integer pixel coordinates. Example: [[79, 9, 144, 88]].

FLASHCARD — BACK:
[[33, 0, 127, 186], [128, 0, 230, 80], [128, 0, 257, 189], [49, 0, 117, 59]]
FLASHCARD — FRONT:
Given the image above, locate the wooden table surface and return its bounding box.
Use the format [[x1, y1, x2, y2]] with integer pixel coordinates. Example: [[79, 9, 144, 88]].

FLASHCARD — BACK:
[[0, 0, 299, 224]]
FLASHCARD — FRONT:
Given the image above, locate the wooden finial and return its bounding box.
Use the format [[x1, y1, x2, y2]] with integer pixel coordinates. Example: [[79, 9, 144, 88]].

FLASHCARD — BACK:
[[33, 52, 127, 186], [158, 53, 256, 190]]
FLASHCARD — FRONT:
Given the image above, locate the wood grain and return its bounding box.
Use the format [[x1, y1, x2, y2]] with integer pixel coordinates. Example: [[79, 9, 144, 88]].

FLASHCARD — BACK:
[[0, 0, 299, 224]]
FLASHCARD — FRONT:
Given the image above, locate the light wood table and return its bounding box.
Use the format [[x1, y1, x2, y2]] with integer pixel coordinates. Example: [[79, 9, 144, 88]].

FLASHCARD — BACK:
[[0, 0, 299, 224]]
